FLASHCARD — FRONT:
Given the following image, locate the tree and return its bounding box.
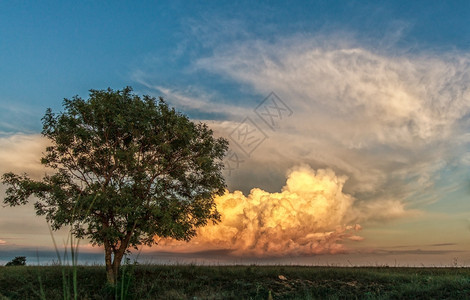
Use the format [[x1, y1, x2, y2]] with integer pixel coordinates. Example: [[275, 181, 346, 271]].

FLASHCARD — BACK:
[[2, 87, 228, 284], [5, 256, 26, 266]]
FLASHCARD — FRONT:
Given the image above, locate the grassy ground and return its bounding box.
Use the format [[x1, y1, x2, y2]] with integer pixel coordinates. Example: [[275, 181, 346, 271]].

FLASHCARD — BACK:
[[1, 265, 470, 299]]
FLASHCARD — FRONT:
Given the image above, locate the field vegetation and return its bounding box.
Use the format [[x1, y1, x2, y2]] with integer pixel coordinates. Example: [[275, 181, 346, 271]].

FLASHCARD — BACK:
[[1, 264, 470, 299]]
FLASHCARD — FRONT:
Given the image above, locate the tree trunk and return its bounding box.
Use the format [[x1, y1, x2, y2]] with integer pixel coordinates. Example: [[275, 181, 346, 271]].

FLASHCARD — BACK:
[[104, 243, 116, 285], [104, 229, 135, 285], [106, 264, 115, 286], [112, 251, 124, 285], [104, 244, 127, 285], [105, 252, 124, 286]]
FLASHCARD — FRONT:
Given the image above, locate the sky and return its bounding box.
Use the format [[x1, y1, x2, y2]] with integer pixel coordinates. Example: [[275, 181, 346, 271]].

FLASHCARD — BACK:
[[1, 0, 470, 266]]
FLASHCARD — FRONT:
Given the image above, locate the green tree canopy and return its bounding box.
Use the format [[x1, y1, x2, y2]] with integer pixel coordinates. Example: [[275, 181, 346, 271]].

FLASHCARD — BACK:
[[2, 87, 228, 284]]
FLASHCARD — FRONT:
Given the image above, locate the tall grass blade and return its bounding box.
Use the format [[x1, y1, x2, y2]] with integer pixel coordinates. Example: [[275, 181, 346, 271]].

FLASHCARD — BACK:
[[48, 224, 70, 299], [36, 250, 47, 300]]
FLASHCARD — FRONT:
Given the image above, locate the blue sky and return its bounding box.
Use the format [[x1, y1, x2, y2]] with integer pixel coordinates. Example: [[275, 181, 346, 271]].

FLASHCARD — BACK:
[[1, 0, 469, 133], [1, 1, 470, 265]]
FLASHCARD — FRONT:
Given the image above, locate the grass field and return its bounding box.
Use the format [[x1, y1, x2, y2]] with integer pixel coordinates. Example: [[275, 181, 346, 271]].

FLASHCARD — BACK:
[[1, 264, 470, 299]]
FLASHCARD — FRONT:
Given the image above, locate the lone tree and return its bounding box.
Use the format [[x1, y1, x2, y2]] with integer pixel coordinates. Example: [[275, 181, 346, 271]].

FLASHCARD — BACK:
[[2, 87, 228, 284]]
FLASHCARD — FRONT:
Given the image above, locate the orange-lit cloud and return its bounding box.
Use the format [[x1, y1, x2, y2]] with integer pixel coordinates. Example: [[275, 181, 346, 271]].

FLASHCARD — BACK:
[[156, 165, 363, 256]]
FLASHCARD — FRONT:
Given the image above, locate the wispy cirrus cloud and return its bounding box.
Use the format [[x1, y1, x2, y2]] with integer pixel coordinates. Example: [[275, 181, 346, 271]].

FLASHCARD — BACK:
[[0, 100, 44, 135], [132, 77, 251, 119]]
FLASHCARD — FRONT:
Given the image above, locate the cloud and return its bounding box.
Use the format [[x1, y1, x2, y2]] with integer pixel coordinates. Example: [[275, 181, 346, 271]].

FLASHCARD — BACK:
[[196, 38, 470, 148], [350, 198, 419, 223], [429, 243, 457, 247], [0, 134, 49, 179], [197, 36, 470, 137], [184, 35, 470, 219], [371, 248, 463, 256], [0, 240, 6, 245], [132, 79, 251, 119], [156, 165, 363, 256], [0, 134, 70, 248]]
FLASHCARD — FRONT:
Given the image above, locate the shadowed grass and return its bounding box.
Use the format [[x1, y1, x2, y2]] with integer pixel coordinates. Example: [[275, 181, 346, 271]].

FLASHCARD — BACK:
[[1, 265, 470, 299], [41, 194, 98, 299]]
